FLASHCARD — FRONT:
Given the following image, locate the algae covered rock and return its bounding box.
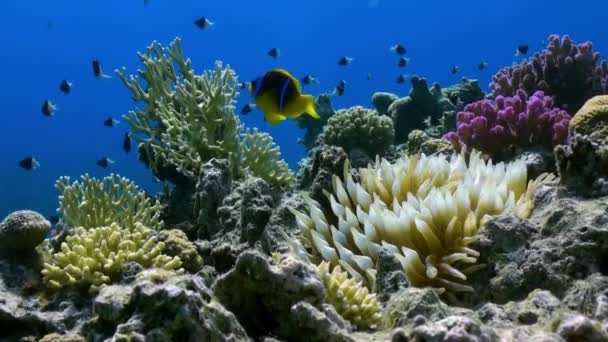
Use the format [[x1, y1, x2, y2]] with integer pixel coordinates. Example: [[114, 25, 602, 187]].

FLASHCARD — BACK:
[[296, 93, 336, 150], [404, 129, 455, 155], [442, 77, 485, 110], [570, 95, 608, 141], [371, 92, 399, 115], [388, 76, 456, 142], [158, 229, 203, 273], [0, 210, 50, 255], [555, 134, 608, 196], [321, 106, 395, 156]]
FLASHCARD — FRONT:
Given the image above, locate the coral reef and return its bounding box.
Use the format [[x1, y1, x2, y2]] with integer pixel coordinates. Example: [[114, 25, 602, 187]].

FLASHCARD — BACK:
[[117, 38, 242, 181], [441, 77, 485, 110], [570, 95, 608, 141], [295, 93, 336, 150], [56, 174, 162, 231], [241, 127, 295, 188], [490, 34, 608, 112], [388, 76, 456, 142], [213, 251, 350, 341], [157, 229, 203, 273], [0, 210, 50, 255], [317, 261, 382, 330], [444, 90, 571, 157], [371, 92, 399, 115], [42, 223, 182, 290], [290, 152, 550, 294], [321, 106, 395, 156], [555, 134, 608, 196], [403, 130, 455, 156]]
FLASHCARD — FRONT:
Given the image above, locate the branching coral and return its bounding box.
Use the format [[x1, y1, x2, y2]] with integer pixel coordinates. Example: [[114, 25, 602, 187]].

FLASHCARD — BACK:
[[317, 261, 382, 330], [42, 222, 182, 290], [241, 127, 295, 188], [290, 152, 551, 294], [321, 106, 395, 156], [443, 90, 571, 157], [490, 34, 608, 112], [117, 38, 242, 180], [56, 174, 162, 231]]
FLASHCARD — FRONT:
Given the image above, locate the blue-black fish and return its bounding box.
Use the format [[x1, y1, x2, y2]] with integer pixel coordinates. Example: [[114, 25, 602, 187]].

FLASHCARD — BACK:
[[396, 74, 408, 84], [123, 133, 131, 153], [334, 80, 346, 96], [194, 17, 214, 29], [49, 215, 59, 225], [300, 75, 318, 85], [515, 44, 529, 56], [41, 100, 57, 116], [241, 103, 256, 115], [367, 73, 373, 80], [337, 56, 353, 66], [390, 44, 407, 55], [249, 68, 319, 125], [19, 157, 39, 171], [103, 117, 119, 127], [478, 62, 488, 71], [239, 81, 250, 90], [267, 48, 280, 58], [398, 57, 409, 68], [96, 157, 114, 168], [451, 65, 460, 75], [59, 80, 72, 94], [92, 59, 110, 79]]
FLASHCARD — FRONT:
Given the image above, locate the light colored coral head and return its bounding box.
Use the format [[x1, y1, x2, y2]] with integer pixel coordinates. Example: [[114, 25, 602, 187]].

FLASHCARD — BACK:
[[291, 151, 550, 294]]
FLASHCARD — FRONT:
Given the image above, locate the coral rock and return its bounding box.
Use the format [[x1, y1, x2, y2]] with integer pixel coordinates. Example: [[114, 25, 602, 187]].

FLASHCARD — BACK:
[[555, 134, 608, 196], [0, 210, 50, 255], [371, 92, 399, 115], [158, 229, 204, 273], [570, 95, 608, 141], [296, 93, 336, 150]]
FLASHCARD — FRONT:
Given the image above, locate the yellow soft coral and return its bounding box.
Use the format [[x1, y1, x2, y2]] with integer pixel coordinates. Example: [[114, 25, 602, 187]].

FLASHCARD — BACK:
[[317, 261, 381, 330], [42, 222, 182, 290], [290, 151, 552, 293]]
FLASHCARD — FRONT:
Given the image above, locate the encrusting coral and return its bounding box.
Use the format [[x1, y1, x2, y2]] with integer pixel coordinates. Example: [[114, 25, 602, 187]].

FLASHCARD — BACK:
[[290, 151, 552, 294], [117, 37, 242, 179], [42, 222, 183, 290], [569, 95, 608, 142], [317, 261, 382, 330], [321, 106, 395, 156], [241, 127, 295, 188], [443, 90, 571, 157], [56, 174, 162, 231]]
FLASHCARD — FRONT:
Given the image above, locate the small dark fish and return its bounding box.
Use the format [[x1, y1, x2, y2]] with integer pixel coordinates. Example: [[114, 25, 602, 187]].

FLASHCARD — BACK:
[[390, 44, 407, 55], [194, 17, 214, 29], [451, 65, 460, 75], [337, 56, 353, 66], [59, 80, 72, 94], [92, 59, 110, 79], [334, 80, 346, 96], [515, 44, 529, 56], [239, 81, 250, 90], [19, 157, 39, 171], [49, 215, 59, 225], [477, 62, 488, 71], [96, 157, 114, 168], [396, 74, 408, 84], [300, 74, 318, 85], [123, 133, 131, 153], [241, 103, 256, 115], [103, 117, 119, 127], [267, 48, 280, 58], [367, 73, 373, 80], [41, 100, 57, 116], [398, 57, 409, 68]]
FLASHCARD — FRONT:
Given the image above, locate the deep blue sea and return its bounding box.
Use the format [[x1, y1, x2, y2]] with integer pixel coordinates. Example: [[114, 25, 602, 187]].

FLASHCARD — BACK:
[[1, 0, 607, 220]]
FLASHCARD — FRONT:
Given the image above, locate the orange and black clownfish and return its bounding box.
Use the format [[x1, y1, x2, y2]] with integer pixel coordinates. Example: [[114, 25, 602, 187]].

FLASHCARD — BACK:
[[249, 68, 319, 125]]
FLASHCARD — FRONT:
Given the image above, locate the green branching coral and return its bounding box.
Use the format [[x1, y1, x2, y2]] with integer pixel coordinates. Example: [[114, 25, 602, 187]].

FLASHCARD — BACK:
[[117, 37, 242, 179], [290, 151, 553, 294], [241, 127, 295, 188], [317, 261, 382, 330], [56, 174, 162, 231], [42, 222, 183, 290], [321, 106, 395, 156]]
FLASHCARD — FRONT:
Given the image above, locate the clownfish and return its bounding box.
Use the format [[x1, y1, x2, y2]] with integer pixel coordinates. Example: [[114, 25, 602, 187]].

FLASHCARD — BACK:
[[249, 68, 319, 125]]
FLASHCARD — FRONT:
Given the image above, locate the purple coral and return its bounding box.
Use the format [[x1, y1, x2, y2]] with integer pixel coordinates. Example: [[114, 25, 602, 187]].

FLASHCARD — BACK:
[[443, 90, 571, 155], [490, 34, 608, 112]]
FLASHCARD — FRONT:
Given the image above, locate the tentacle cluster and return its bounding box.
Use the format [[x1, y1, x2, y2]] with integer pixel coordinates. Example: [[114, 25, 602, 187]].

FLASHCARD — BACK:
[[290, 152, 550, 293]]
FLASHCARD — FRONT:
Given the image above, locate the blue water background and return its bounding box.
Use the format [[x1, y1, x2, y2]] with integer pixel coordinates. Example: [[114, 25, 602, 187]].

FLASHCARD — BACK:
[[1, 0, 606, 219]]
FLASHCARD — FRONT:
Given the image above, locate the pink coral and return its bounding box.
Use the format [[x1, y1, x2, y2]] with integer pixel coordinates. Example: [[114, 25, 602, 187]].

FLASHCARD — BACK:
[[443, 90, 571, 156]]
